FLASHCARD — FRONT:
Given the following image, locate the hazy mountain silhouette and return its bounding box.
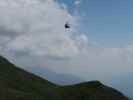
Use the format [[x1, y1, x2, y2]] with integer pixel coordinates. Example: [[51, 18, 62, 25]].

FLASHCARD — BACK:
[[0, 55, 129, 100], [27, 66, 84, 85], [109, 73, 133, 99]]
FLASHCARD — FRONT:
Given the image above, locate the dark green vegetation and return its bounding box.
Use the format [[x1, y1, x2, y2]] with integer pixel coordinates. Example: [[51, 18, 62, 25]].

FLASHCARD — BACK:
[[0, 56, 129, 100]]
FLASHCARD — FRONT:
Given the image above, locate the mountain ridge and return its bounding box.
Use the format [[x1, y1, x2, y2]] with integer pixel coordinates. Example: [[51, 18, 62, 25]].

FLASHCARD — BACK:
[[0, 55, 129, 100]]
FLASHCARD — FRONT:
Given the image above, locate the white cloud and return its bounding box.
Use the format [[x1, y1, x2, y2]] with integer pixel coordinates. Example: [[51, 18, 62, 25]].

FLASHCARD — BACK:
[[0, 0, 133, 84], [0, 0, 79, 58]]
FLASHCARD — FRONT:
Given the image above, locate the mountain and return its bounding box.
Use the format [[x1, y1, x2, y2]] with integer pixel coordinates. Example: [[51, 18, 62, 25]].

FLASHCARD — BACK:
[[0, 56, 129, 100], [26, 66, 84, 85], [109, 73, 133, 99]]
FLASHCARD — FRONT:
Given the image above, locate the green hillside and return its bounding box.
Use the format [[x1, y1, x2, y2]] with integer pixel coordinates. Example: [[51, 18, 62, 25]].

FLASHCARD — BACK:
[[0, 56, 129, 100]]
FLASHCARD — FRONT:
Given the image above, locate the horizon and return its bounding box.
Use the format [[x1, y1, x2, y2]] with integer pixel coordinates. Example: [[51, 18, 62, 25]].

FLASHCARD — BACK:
[[0, 0, 132, 98]]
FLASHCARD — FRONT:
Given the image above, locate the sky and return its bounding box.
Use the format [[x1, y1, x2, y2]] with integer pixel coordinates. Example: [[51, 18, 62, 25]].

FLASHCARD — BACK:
[[0, 0, 133, 97], [59, 0, 133, 47]]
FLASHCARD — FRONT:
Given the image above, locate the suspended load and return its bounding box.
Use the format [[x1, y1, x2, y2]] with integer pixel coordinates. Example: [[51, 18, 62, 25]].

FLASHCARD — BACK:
[[65, 22, 70, 29], [64, 0, 81, 30]]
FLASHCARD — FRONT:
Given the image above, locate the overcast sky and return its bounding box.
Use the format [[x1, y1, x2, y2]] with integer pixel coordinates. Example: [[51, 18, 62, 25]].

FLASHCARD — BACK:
[[0, 1, 133, 96]]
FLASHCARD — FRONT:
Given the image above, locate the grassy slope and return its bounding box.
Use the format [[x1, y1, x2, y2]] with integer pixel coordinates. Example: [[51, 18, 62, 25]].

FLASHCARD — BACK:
[[0, 56, 129, 100]]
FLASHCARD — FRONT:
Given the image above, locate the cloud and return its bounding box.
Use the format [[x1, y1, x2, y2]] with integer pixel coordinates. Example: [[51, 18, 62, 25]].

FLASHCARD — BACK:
[[0, 0, 133, 84], [0, 0, 79, 58]]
